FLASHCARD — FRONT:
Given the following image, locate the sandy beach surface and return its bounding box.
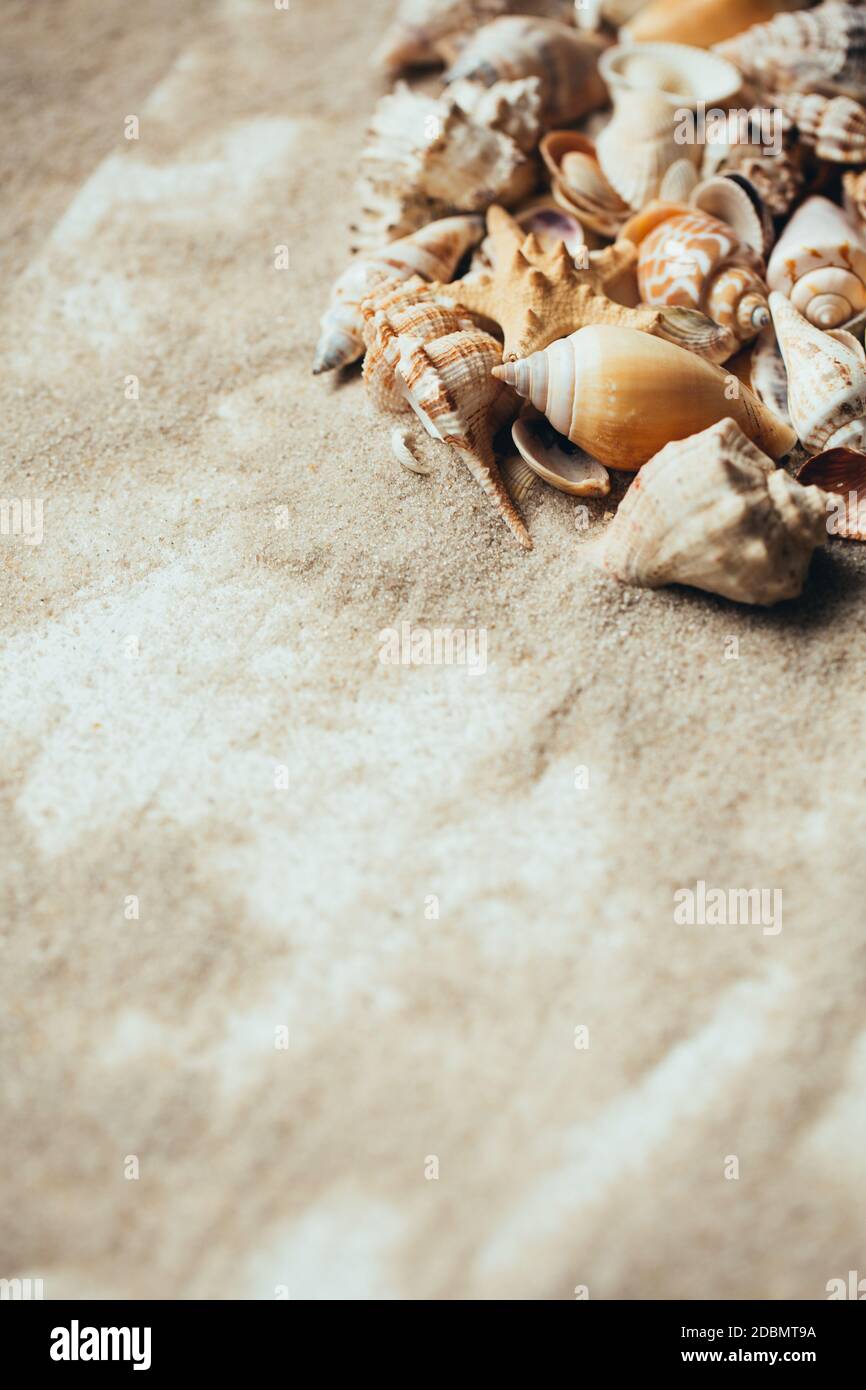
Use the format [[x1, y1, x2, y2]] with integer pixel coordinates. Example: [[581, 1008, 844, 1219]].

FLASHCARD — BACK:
[[2, 0, 865, 1299]]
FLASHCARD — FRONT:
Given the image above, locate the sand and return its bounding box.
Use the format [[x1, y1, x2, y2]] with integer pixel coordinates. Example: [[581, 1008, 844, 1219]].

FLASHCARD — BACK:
[[1, 0, 865, 1300]]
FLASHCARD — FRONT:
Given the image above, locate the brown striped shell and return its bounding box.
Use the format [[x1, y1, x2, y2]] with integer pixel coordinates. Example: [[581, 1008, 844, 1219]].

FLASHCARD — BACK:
[[714, 3, 866, 98]]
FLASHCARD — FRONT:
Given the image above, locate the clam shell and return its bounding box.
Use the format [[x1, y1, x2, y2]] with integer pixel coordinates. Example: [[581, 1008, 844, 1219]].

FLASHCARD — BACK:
[[599, 41, 742, 108], [594, 417, 827, 606], [540, 130, 630, 237], [512, 415, 610, 496], [797, 447, 866, 539], [596, 90, 688, 212], [750, 327, 791, 426]]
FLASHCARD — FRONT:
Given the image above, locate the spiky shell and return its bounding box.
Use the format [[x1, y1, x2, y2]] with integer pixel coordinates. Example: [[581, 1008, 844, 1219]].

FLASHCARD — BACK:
[[360, 278, 530, 547], [714, 2, 866, 98], [769, 291, 866, 452], [770, 91, 866, 162], [313, 216, 483, 375], [626, 0, 809, 48], [373, 0, 575, 71], [492, 325, 796, 468], [353, 85, 534, 252], [594, 418, 827, 606], [595, 90, 692, 212], [766, 196, 866, 330], [444, 16, 607, 128]]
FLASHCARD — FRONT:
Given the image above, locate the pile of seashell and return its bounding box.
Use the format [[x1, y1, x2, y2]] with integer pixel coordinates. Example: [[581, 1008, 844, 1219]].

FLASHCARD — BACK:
[[314, 0, 866, 604]]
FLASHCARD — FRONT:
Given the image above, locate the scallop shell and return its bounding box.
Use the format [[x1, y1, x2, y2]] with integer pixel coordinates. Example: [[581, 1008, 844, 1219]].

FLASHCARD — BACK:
[[750, 327, 791, 426], [769, 290, 866, 452], [373, 0, 576, 71], [770, 91, 866, 163], [353, 84, 534, 251], [690, 173, 773, 257], [540, 130, 630, 237], [599, 41, 742, 108], [361, 277, 531, 547], [797, 447, 866, 539], [714, 3, 866, 99], [766, 195, 866, 330], [512, 414, 610, 496], [621, 203, 771, 355], [492, 324, 796, 469], [626, 0, 810, 48], [444, 16, 608, 128], [596, 90, 693, 212], [313, 215, 483, 375], [594, 417, 826, 606]]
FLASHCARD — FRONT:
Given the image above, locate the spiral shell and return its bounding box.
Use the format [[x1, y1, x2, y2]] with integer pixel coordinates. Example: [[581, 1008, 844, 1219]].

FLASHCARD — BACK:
[[769, 91, 866, 163], [313, 216, 483, 375], [766, 195, 866, 330], [594, 417, 827, 607], [373, 0, 575, 71], [361, 278, 530, 547], [769, 290, 866, 452], [621, 204, 770, 356], [444, 16, 608, 128], [714, 2, 866, 98], [492, 324, 796, 469]]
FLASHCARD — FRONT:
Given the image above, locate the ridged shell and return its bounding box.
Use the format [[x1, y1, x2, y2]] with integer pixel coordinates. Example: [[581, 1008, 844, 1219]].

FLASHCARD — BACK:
[[373, 0, 575, 71], [596, 90, 691, 212], [313, 216, 483, 374], [769, 290, 866, 452], [599, 41, 742, 107], [492, 324, 796, 469], [770, 91, 866, 162], [360, 278, 531, 547], [690, 173, 773, 257], [626, 0, 810, 48], [594, 417, 827, 606], [444, 16, 608, 128], [797, 447, 866, 539], [540, 130, 630, 237], [353, 84, 534, 251], [766, 195, 866, 330], [750, 327, 791, 426], [714, 3, 866, 98]]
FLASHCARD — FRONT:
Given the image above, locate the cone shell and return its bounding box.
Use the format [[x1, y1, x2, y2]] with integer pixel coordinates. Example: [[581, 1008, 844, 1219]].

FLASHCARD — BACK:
[[594, 417, 826, 606], [622, 205, 770, 350], [596, 90, 693, 212], [444, 16, 608, 127], [373, 0, 575, 71], [313, 216, 483, 374], [599, 40, 742, 108], [492, 324, 796, 469], [626, 0, 809, 48], [360, 278, 530, 547], [771, 91, 866, 163], [353, 85, 534, 251], [767, 195, 866, 330], [714, 3, 866, 99], [797, 447, 866, 539], [540, 130, 630, 237], [769, 290, 866, 452]]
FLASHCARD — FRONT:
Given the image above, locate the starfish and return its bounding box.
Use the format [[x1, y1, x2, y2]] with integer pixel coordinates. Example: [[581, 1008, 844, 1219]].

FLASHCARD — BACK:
[[432, 205, 733, 363]]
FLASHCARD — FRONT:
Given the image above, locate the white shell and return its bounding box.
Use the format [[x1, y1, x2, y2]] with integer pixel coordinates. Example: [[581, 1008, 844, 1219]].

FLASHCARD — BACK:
[[599, 41, 742, 108], [448, 76, 543, 151], [767, 195, 866, 330], [769, 290, 866, 452], [596, 90, 693, 211], [750, 327, 791, 426], [374, 0, 575, 70], [594, 417, 827, 606], [512, 414, 610, 495]]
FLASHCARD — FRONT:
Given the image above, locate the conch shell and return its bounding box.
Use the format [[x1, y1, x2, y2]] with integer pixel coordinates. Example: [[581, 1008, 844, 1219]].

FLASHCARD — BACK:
[[769, 91, 866, 163], [361, 278, 530, 547], [492, 324, 796, 469], [626, 0, 810, 48], [714, 3, 866, 98], [593, 418, 826, 606], [373, 0, 575, 71], [769, 290, 866, 452], [444, 16, 608, 128], [766, 195, 866, 330], [353, 84, 534, 251], [621, 203, 771, 358], [540, 130, 630, 237], [797, 447, 866, 539], [313, 215, 483, 375], [599, 40, 742, 108], [448, 76, 543, 151], [595, 90, 693, 212]]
